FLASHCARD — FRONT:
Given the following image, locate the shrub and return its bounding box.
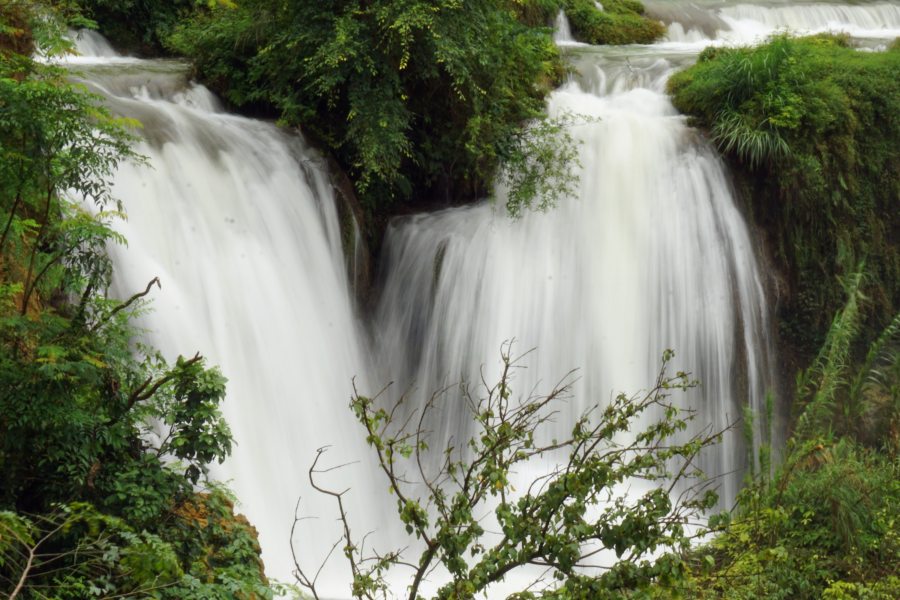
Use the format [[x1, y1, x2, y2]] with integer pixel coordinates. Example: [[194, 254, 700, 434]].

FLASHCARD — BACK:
[[660, 283, 900, 600], [564, 0, 666, 45], [166, 0, 578, 223]]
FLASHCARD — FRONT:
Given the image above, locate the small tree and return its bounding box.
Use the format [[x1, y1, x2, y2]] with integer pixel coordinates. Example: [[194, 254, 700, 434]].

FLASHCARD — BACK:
[[292, 345, 728, 600]]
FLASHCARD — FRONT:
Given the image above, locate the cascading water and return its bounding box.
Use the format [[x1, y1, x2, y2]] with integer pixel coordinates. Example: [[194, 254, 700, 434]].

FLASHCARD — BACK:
[[553, 10, 577, 44], [372, 48, 771, 508], [63, 0, 900, 594], [67, 31, 386, 598], [651, 0, 900, 44]]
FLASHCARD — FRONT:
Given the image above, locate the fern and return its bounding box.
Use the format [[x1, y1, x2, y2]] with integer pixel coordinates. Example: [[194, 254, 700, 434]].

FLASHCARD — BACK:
[[794, 269, 865, 440]]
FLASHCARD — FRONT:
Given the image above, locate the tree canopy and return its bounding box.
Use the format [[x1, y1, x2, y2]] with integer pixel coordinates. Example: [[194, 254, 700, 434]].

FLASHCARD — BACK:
[[165, 0, 578, 220]]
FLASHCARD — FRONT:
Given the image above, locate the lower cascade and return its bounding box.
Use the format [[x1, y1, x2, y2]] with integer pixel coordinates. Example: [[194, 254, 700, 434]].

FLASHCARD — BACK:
[[64, 0, 899, 591]]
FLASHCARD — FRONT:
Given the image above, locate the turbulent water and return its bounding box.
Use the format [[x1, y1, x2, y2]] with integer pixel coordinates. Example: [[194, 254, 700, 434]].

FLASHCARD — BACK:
[[67, 1, 900, 595]]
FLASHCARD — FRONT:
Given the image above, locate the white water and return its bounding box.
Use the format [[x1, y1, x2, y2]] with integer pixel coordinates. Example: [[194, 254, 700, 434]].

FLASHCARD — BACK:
[[69, 34, 386, 598], [553, 10, 578, 44], [66, 1, 900, 595], [374, 65, 770, 507]]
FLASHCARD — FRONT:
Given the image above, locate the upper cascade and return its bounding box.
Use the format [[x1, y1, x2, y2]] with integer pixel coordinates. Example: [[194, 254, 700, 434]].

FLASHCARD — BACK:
[[553, 10, 578, 44], [653, 0, 900, 43]]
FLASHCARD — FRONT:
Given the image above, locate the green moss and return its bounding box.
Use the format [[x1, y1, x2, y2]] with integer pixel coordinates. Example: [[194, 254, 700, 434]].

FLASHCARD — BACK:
[[564, 0, 665, 45], [669, 35, 900, 351]]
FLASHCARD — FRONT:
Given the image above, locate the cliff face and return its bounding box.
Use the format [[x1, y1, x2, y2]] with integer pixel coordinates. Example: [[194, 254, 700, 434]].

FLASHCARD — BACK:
[[326, 154, 374, 311]]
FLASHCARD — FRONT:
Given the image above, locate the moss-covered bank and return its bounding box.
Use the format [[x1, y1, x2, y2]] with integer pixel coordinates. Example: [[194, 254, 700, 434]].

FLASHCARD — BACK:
[[563, 0, 665, 45], [668, 34, 900, 354]]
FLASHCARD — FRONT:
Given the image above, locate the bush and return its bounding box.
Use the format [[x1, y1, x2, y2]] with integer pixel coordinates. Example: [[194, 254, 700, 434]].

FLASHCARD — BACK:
[[668, 34, 900, 352], [678, 443, 900, 600], [659, 281, 900, 600]]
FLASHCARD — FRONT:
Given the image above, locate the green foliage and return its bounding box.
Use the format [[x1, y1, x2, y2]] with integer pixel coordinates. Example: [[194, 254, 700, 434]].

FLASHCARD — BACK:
[[678, 443, 900, 600], [668, 34, 900, 352], [165, 0, 578, 221], [0, 6, 272, 599], [662, 279, 900, 600], [498, 111, 586, 218], [296, 346, 724, 600], [563, 0, 666, 45], [792, 269, 867, 439], [0, 0, 34, 57], [75, 0, 233, 54], [0, 57, 144, 314]]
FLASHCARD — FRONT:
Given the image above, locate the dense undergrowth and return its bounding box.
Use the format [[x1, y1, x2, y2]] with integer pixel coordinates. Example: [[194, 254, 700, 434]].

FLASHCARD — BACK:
[[668, 34, 900, 353], [0, 3, 275, 598], [656, 273, 900, 599]]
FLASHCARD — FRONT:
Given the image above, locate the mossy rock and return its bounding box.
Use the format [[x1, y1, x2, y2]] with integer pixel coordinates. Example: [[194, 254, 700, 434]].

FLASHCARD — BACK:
[[564, 0, 666, 45]]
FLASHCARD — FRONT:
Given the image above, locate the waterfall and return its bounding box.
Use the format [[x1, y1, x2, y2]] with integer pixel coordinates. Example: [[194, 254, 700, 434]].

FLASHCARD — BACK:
[[652, 0, 900, 44], [553, 10, 578, 44], [720, 2, 900, 38], [63, 0, 900, 590], [69, 35, 385, 598], [373, 61, 771, 507]]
